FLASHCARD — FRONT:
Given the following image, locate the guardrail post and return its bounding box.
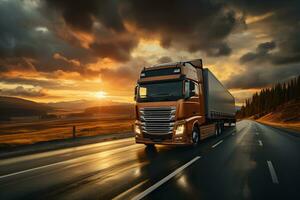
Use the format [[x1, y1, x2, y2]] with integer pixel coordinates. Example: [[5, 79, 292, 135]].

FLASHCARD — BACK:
[[72, 125, 76, 139]]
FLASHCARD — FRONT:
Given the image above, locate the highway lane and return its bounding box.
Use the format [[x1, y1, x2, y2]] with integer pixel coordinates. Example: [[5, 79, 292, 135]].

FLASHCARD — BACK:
[[0, 120, 299, 200]]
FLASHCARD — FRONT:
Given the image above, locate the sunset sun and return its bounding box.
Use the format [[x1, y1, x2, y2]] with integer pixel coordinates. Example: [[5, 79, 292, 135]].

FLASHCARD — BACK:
[[95, 91, 107, 99]]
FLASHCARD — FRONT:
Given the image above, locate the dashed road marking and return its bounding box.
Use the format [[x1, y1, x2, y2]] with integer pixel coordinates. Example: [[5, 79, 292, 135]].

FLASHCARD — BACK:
[[258, 140, 263, 146], [131, 156, 201, 200], [267, 161, 279, 184], [212, 140, 223, 148]]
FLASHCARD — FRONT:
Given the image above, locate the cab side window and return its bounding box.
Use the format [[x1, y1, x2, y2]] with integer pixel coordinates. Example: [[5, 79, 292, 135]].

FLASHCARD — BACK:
[[185, 81, 190, 98], [185, 80, 199, 97], [191, 81, 199, 96]]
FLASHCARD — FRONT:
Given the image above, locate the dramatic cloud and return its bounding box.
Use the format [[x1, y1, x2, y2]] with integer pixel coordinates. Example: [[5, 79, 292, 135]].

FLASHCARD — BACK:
[[225, 64, 300, 89], [122, 0, 240, 56], [0, 86, 47, 97], [45, 0, 139, 62], [0, 0, 300, 103], [157, 56, 172, 64], [45, 0, 242, 59], [228, 40, 300, 89], [225, 0, 300, 91], [239, 41, 276, 64], [46, 0, 125, 33], [0, 75, 68, 89]]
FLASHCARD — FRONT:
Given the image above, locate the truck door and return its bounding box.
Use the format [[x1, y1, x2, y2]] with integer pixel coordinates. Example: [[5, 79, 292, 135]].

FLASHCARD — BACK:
[[184, 80, 201, 118]]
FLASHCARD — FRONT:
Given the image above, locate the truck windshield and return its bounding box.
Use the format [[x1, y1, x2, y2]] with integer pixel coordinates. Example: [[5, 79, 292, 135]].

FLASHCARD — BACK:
[[137, 81, 183, 102]]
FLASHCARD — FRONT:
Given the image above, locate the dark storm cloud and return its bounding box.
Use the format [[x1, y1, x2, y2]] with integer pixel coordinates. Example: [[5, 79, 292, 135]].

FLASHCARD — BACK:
[[46, 0, 125, 33], [240, 41, 275, 64], [235, 0, 300, 66], [121, 0, 240, 56], [225, 64, 300, 89], [0, 75, 66, 89], [45, 0, 242, 57], [0, 86, 47, 97], [229, 0, 286, 15], [0, 0, 244, 77], [0, 0, 95, 73], [232, 40, 300, 89], [226, 1, 300, 89], [1, 0, 300, 94], [45, 0, 138, 62], [157, 56, 173, 64], [90, 36, 138, 62]]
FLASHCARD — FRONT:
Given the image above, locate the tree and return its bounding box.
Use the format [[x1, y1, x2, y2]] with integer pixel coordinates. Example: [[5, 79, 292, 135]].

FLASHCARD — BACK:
[[237, 75, 300, 118]]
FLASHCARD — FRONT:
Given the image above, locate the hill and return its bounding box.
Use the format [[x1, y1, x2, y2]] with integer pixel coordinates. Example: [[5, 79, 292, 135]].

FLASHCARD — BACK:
[[257, 99, 300, 131], [46, 99, 117, 110], [237, 75, 300, 119], [0, 96, 52, 120], [258, 99, 300, 123], [84, 104, 135, 116]]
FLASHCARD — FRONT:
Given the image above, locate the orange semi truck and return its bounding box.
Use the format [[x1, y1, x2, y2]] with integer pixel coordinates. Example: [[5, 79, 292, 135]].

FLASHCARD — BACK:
[[134, 59, 235, 146]]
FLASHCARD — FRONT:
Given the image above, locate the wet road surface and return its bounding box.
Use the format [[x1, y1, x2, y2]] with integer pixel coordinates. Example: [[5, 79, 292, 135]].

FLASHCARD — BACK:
[[0, 120, 299, 200]]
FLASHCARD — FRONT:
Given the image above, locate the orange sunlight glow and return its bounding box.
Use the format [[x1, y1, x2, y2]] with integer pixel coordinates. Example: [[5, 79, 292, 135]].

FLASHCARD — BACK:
[[95, 91, 107, 99]]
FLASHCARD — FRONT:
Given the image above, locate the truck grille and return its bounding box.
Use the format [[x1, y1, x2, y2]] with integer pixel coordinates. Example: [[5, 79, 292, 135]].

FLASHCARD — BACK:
[[140, 107, 176, 136]]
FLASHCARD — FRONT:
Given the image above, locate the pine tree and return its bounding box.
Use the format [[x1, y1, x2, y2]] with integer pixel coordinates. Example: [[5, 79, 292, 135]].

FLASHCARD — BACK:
[[238, 75, 300, 118]]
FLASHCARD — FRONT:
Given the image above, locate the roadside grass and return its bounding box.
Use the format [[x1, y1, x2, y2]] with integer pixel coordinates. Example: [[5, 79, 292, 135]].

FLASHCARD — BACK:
[[256, 119, 300, 132], [0, 114, 134, 147]]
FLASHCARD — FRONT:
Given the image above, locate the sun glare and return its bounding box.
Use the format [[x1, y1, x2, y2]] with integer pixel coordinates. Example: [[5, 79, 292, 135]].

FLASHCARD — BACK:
[[95, 91, 107, 99]]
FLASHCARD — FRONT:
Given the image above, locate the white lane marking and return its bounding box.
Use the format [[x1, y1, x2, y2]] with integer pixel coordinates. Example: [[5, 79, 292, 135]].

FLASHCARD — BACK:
[[0, 162, 63, 179], [212, 140, 223, 148], [258, 140, 263, 146], [131, 156, 201, 200], [0, 144, 140, 180], [267, 161, 279, 184], [113, 179, 148, 200], [0, 137, 134, 166]]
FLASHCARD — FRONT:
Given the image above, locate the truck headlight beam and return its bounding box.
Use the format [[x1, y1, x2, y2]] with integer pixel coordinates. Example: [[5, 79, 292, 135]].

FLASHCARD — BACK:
[[175, 124, 185, 135], [134, 125, 141, 135]]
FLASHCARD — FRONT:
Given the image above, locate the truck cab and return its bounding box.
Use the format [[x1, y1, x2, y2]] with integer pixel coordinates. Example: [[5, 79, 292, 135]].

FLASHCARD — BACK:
[[134, 59, 235, 146]]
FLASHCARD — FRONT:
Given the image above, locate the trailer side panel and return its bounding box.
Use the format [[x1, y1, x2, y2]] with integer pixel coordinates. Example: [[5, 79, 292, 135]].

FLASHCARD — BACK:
[[203, 69, 235, 119]]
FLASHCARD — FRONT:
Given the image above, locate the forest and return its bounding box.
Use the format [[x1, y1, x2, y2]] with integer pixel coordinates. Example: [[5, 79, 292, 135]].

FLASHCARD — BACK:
[[236, 75, 300, 119]]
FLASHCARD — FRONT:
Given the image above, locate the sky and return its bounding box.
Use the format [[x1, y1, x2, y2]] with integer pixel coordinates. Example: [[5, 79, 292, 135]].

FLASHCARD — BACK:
[[0, 0, 300, 105]]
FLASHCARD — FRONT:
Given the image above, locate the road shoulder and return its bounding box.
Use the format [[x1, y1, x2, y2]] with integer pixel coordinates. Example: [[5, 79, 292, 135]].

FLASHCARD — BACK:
[[256, 120, 300, 138], [0, 132, 134, 159]]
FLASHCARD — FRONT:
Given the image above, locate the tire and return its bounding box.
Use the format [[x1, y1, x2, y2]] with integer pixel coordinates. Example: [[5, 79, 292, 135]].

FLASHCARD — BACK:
[[145, 144, 155, 148], [215, 124, 219, 137], [192, 127, 200, 146], [219, 123, 223, 135]]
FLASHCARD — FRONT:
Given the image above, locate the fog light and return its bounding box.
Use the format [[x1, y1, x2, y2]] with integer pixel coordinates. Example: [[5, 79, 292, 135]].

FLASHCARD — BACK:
[[175, 124, 185, 135], [134, 125, 141, 135]]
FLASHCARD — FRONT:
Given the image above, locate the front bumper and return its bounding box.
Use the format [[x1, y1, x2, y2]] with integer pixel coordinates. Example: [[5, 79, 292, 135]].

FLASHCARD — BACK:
[[135, 138, 190, 146], [135, 130, 191, 145]]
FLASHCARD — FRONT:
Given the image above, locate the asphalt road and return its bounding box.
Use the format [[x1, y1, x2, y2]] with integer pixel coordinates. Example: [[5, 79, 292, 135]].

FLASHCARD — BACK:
[[0, 120, 299, 200]]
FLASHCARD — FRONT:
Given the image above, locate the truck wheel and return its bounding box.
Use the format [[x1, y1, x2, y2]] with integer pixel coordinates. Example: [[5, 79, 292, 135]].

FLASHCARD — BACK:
[[215, 124, 219, 136], [145, 144, 155, 148], [219, 123, 223, 134], [192, 127, 200, 146]]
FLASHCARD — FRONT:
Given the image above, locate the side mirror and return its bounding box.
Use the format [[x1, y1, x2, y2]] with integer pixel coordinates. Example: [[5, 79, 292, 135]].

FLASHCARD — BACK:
[[189, 82, 196, 97], [190, 90, 196, 97]]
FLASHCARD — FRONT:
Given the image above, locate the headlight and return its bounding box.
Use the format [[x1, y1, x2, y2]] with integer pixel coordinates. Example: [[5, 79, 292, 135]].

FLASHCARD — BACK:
[[174, 68, 180, 73], [134, 125, 141, 135], [175, 124, 185, 135]]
